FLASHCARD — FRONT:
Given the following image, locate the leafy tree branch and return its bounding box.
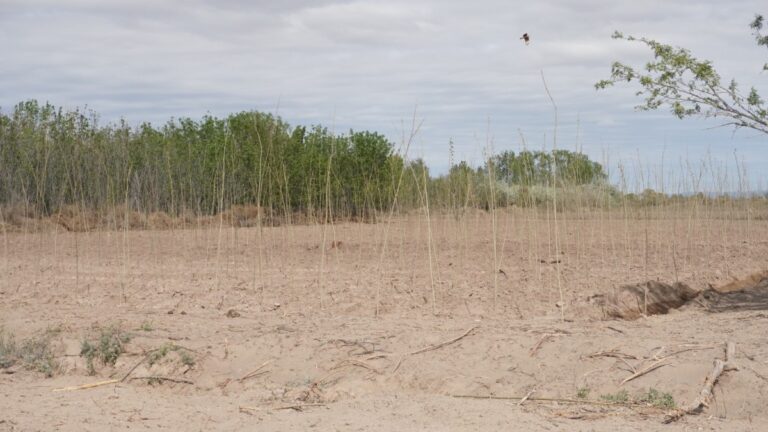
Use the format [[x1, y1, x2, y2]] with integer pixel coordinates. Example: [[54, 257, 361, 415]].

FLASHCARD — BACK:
[[596, 17, 767, 135]]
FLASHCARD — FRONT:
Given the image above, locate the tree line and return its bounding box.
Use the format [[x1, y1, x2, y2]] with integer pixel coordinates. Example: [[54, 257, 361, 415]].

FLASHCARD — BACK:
[[0, 100, 610, 222]]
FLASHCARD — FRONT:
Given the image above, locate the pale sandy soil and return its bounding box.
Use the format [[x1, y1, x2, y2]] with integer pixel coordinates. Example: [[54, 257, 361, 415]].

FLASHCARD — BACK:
[[1, 211, 767, 431]]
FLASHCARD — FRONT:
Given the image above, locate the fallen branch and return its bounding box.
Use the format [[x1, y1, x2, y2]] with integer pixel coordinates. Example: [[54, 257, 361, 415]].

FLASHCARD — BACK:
[[663, 342, 737, 424], [52, 379, 119, 392], [130, 376, 194, 385]]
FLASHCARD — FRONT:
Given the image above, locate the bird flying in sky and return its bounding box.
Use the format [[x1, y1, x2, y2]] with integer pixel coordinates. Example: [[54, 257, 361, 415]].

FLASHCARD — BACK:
[[520, 33, 530, 45]]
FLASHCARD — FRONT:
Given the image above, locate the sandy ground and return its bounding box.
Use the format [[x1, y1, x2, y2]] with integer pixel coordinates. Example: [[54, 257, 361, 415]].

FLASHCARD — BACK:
[[1, 211, 767, 431]]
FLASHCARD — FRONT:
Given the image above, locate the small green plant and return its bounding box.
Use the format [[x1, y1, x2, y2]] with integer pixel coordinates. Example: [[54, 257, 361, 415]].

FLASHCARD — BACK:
[[638, 388, 676, 409], [576, 387, 591, 399], [179, 350, 195, 367], [139, 321, 154, 332], [600, 389, 630, 404], [147, 342, 195, 367], [0, 327, 58, 377], [0, 328, 17, 369], [598, 388, 676, 409], [80, 326, 131, 375]]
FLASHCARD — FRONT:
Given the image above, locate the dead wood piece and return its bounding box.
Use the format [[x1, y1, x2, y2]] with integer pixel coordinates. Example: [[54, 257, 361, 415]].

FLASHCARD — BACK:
[[130, 376, 194, 385], [52, 379, 119, 392], [663, 342, 737, 424]]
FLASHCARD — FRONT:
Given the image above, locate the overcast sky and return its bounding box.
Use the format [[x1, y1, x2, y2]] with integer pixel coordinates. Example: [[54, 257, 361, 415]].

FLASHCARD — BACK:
[[1, 0, 767, 189]]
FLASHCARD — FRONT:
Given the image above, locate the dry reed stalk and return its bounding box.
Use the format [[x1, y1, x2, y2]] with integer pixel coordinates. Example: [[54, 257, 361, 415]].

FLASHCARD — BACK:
[[421, 161, 438, 315], [318, 132, 335, 310], [620, 358, 670, 385], [374, 111, 420, 317], [214, 136, 227, 293], [239, 359, 273, 382], [541, 70, 565, 321]]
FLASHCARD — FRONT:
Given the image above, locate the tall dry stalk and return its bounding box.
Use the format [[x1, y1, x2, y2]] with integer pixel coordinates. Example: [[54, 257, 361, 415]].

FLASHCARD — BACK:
[[374, 111, 421, 317], [485, 135, 500, 312], [541, 70, 564, 321], [318, 134, 335, 310], [421, 161, 438, 314]]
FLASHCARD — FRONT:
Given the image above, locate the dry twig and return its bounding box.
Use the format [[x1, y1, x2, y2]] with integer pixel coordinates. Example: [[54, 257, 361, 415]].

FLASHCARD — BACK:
[[331, 358, 382, 374], [130, 376, 194, 384], [406, 326, 478, 356], [371, 326, 478, 374], [239, 360, 273, 382], [584, 349, 638, 360], [529, 334, 554, 357], [452, 394, 648, 408], [52, 379, 119, 392], [620, 358, 670, 385], [239, 403, 326, 413]]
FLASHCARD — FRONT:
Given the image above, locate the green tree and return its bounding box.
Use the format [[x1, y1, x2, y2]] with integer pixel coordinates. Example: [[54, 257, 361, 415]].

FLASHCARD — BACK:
[[596, 15, 768, 135], [752, 14, 768, 70]]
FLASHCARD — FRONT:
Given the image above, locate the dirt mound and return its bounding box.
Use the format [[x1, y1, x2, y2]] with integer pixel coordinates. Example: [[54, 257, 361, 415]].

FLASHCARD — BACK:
[[600, 281, 698, 320]]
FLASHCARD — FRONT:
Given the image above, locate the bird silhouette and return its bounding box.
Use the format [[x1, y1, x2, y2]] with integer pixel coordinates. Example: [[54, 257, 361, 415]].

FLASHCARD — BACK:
[[520, 33, 530, 45]]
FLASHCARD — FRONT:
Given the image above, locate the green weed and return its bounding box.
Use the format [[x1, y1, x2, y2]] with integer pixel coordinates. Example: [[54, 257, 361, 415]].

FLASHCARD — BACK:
[[80, 326, 131, 375]]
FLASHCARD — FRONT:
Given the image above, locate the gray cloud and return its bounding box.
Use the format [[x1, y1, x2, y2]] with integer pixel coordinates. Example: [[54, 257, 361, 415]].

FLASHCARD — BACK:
[[1, 0, 766, 186]]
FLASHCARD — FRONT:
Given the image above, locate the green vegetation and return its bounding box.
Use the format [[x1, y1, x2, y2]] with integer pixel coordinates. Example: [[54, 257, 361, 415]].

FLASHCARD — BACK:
[[600, 389, 630, 404], [576, 387, 590, 399], [599, 388, 676, 409], [80, 325, 131, 375], [147, 343, 195, 368], [0, 100, 614, 225], [597, 14, 767, 135], [638, 388, 676, 409], [0, 327, 59, 377]]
